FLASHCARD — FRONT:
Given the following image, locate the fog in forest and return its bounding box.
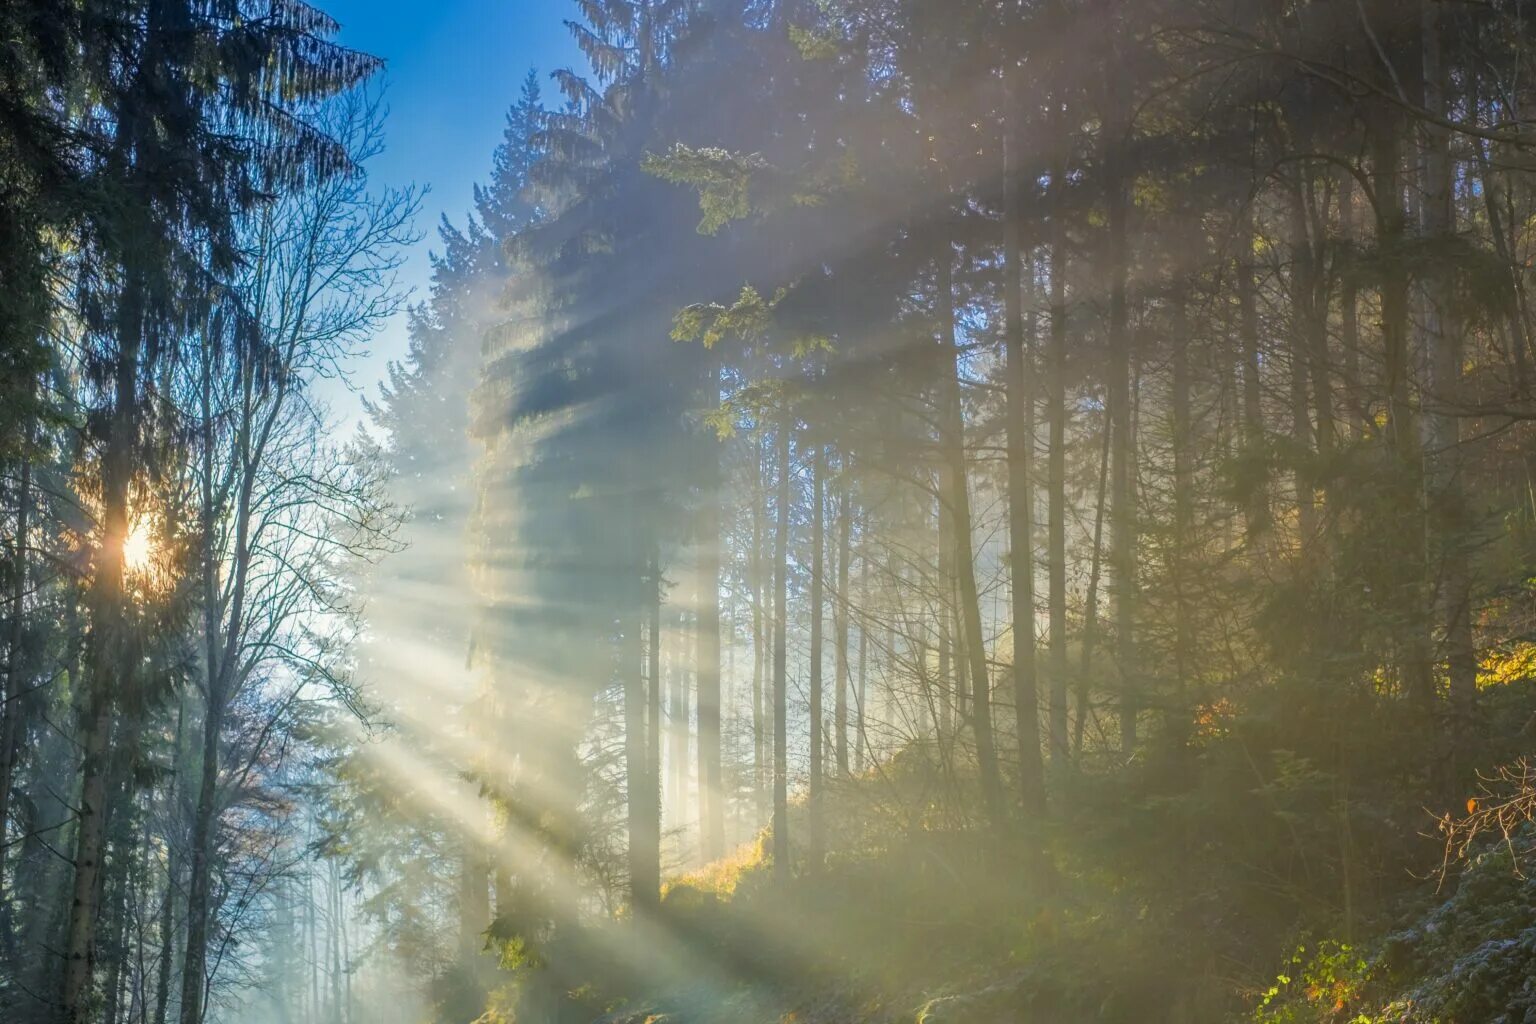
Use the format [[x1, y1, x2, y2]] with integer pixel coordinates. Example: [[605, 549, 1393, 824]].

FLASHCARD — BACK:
[[8, 2, 1536, 1023]]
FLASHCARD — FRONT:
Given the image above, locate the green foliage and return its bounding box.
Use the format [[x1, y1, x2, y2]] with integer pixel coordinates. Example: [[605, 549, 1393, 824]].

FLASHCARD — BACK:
[[643, 146, 770, 234], [1254, 942, 1374, 1024]]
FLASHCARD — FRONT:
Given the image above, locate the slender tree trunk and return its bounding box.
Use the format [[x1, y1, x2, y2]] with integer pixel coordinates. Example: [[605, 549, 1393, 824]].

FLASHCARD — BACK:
[[648, 546, 663, 882], [808, 445, 825, 872], [1473, 126, 1533, 392], [625, 528, 659, 914], [178, 685, 222, 1024], [1422, 1, 1475, 771], [1004, 130, 1046, 818], [1047, 178, 1071, 768], [938, 247, 1006, 826], [751, 444, 767, 825], [0, 427, 33, 898], [1237, 204, 1269, 536], [1075, 412, 1113, 759], [698, 439, 724, 860], [856, 533, 870, 773], [63, 286, 143, 1024], [834, 474, 851, 776], [152, 697, 186, 1024], [668, 607, 687, 840], [102, 834, 129, 1024], [771, 419, 791, 881], [1170, 287, 1195, 751], [1105, 77, 1138, 756], [937, 495, 954, 741], [1337, 173, 1367, 437], [1373, 100, 1435, 711], [1288, 185, 1319, 545], [153, 862, 175, 1024], [328, 862, 342, 1024]]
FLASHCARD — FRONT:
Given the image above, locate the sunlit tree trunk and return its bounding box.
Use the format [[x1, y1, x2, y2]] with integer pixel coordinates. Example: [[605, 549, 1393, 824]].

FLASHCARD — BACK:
[[648, 544, 663, 880], [771, 417, 791, 880], [63, 282, 141, 1024], [1003, 115, 1046, 818], [834, 472, 851, 776], [938, 246, 1005, 826], [856, 528, 870, 774], [808, 444, 825, 872], [1075, 401, 1112, 759], [751, 441, 767, 824], [1047, 162, 1071, 769], [1170, 286, 1195, 752], [936, 495, 954, 742], [625, 525, 659, 913], [698, 442, 725, 861], [1105, 64, 1139, 756]]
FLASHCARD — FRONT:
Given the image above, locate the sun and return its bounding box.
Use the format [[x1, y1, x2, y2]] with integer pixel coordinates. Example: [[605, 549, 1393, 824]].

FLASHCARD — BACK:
[[123, 519, 154, 574]]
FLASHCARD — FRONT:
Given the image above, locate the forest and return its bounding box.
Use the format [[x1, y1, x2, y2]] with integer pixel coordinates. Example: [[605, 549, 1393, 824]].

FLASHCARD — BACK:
[[6, 0, 1536, 1022]]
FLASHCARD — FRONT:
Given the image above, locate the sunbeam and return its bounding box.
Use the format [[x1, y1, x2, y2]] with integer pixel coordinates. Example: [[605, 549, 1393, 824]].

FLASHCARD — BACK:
[[8, 3, 1536, 1024]]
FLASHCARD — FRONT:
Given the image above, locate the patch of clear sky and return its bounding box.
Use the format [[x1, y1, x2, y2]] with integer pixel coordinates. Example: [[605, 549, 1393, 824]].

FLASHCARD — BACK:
[[321, 0, 580, 429]]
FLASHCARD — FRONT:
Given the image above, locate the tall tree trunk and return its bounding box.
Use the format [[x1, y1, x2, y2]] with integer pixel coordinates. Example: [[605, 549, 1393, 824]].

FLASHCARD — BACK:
[[63, 284, 143, 1024], [1336, 173, 1368, 437], [834, 474, 851, 776], [1422, 0, 1475, 773], [668, 607, 687, 840], [1237, 204, 1269, 536], [751, 443, 767, 825], [1288, 184, 1319, 545], [771, 418, 791, 881], [808, 445, 825, 872], [1004, 125, 1046, 818], [1105, 76, 1139, 756], [697, 445, 725, 861], [1170, 286, 1195, 753], [102, 825, 130, 1024], [647, 545, 663, 884], [855, 531, 870, 774], [0, 425, 33, 901], [1076, 400, 1113, 758], [328, 862, 342, 1024], [1373, 100, 1435, 711], [938, 247, 1006, 826], [178, 680, 222, 1024], [153, 860, 176, 1024], [936, 494, 954, 741], [1047, 175, 1071, 768], [625, 528, 659, 914], [152, 697, 186, 1024]]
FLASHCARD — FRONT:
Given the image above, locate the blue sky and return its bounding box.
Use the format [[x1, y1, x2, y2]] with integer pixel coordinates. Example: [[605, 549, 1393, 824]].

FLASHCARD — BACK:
[[321, 0, 580, 425]]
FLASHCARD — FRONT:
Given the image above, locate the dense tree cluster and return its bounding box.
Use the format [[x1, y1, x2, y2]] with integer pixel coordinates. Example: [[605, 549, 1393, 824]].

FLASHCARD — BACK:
[[0, 4, 413, 1024], [14, 1, 1536, 1023], [366, 0, 1536, 1020]]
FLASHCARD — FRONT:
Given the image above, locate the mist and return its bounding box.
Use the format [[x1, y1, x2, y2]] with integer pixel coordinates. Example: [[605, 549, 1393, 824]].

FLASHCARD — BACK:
[[7, 2, 1536, 1023]]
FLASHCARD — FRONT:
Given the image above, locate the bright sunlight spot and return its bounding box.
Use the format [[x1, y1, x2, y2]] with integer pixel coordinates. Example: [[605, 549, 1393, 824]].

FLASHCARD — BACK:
[[122, 518, 153, 574]]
